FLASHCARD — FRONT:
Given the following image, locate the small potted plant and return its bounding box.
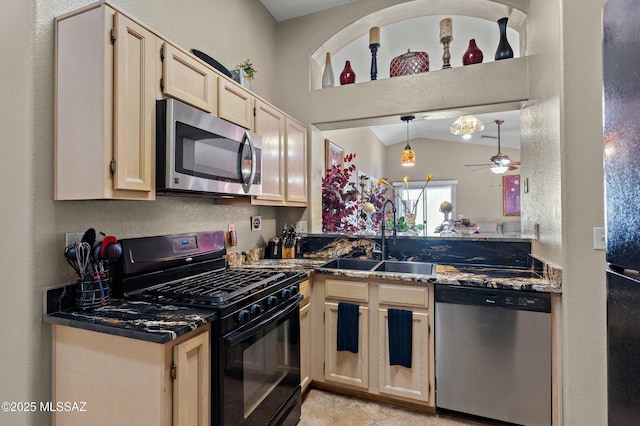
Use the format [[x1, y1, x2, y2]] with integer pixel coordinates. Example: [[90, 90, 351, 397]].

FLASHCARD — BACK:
[[238, 59, 257, 90]]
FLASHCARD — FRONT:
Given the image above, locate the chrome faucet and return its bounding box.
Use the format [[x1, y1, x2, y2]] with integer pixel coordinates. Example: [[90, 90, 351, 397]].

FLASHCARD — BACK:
[[380, 199, 397, 260]]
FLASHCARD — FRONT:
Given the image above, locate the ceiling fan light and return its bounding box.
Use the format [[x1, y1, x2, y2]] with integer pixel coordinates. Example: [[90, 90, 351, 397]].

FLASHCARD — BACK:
[[450, 115, 485, 136], [402, 144, 415, 166], [490, 165, 509, 174]]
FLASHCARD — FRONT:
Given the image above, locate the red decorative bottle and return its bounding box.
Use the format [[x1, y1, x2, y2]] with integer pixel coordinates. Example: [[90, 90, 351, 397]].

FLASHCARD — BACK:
[[340, 60, 356, 85], [462, 39, 483, 65]]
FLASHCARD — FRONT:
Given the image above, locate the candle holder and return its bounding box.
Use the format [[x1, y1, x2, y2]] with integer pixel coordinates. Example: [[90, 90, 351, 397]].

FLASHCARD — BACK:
[[440, 35, 452, 69], [369, 43, 380, 80]]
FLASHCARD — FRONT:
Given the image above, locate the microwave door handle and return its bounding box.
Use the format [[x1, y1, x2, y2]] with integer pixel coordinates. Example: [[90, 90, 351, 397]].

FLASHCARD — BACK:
[[241, 131, 256, 194]]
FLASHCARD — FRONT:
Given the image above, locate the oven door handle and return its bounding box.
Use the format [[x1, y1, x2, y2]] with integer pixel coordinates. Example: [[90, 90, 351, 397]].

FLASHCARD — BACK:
[[224, 294, 302, 346]]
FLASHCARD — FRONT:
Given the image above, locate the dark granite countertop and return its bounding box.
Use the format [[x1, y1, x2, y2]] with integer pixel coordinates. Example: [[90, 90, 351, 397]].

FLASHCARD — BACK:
[[313, 262, 561, 293], [233, 258, 327, 274], [44, 299, 215, 344]]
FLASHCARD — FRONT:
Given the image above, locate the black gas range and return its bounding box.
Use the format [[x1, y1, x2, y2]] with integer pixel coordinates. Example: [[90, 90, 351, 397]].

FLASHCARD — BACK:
[[112, 230, 303, 426]]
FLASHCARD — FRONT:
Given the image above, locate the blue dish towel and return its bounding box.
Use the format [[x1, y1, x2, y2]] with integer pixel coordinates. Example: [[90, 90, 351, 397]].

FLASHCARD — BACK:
[[337, 302, 359, 353], [388, 308, 413, 368]]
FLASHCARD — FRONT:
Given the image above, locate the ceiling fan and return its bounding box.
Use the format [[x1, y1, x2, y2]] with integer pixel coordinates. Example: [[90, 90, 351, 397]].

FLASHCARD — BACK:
[[464, 119, 520, 174]]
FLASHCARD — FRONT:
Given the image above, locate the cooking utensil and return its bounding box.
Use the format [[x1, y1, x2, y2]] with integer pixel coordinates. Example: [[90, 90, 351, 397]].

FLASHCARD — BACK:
[[104, 242, 122, 261], [64, 244, 79, 274], [99, 235, 118, 257], [94, 264, 106, 304], [81, 228, 96, 248]]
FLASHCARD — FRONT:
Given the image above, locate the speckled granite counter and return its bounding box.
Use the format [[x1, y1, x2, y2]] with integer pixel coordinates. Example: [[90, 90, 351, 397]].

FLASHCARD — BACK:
[[313, 262, 561, 293], [234, 258, 327, 274], [44, 298, 215, 344]]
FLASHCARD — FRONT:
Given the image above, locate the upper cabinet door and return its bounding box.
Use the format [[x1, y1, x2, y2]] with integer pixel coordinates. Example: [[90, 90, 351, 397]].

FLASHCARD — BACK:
[[218, 79, 254, 129], [112, 13, 156, 193], [254, 100, 285, 202], [284, 117, 308, 204], [161, 43, 217, 114]]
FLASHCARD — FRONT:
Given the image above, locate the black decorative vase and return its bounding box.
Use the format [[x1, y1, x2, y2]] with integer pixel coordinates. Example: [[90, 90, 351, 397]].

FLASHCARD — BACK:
[[495, 17, 514, 60]]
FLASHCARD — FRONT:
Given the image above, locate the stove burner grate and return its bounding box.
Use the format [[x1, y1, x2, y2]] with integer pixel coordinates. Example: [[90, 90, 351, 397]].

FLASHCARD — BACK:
[[145, 268, 288, 304]]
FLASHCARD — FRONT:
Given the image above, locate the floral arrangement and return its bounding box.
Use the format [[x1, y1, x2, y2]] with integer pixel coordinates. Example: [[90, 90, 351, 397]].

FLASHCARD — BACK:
[[239, 59, 257, 80], [376, 174, 434, 232], [322, 153, 358, 233]]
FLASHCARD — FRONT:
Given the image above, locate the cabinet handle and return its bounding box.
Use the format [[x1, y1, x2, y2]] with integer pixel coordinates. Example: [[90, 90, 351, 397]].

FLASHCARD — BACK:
[[110, 26, 116, 43], [170, 361, 176, 381], [110, 158, 116, 175]]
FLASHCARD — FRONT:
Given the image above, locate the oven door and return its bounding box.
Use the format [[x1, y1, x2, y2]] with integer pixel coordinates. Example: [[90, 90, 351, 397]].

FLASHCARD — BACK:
[[220, 295, 302, 426]]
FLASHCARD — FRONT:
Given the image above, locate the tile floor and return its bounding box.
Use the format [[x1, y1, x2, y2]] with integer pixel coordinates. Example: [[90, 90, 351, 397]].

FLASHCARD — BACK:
[[299, 389, 497, 426]]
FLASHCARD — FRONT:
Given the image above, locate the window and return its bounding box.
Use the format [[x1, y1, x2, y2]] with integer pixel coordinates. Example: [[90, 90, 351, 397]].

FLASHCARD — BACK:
[[393, 180, 457, 235]]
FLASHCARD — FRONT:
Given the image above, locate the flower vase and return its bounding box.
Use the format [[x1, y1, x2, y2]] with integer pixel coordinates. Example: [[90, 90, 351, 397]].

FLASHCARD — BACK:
[[363, 211, 375, 236], [340, 60, 356, 85], [462, 39, 483, 65], [322, 52, 335, 88], [495, 17, 514, 60], [404, 213, 417, 235]]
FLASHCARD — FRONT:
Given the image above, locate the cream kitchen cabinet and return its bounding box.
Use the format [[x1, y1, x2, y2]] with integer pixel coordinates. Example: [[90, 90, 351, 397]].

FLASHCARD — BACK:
[[52, 323, 210, 426], [254, 100, 286, 203], [55, 4, 157, 200], [310, 274, 435, 410], [284, 117, 308, 205], [218, 78, 254, 129], [161, 43, 217, 114], [323, 279, 369, 389], [219, 105, 308, 207], [299, 279, 312, 393], [377, 283, 433, 405]]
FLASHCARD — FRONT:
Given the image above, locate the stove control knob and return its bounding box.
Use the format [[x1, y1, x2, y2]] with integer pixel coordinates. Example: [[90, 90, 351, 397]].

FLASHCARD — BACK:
[[237, 309, 251, 324], [280, 288, 291, 300], [288, 285, 299, 296], [265, 296, 278, 309], [250, 304, 263, 317]]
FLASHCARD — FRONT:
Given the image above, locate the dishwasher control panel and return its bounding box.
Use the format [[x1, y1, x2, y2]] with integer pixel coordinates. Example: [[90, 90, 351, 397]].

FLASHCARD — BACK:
[[436, 285, 551, 313]]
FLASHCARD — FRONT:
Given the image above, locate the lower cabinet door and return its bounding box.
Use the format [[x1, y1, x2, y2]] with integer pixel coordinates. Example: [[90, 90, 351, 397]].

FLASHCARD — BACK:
[[300, 302, 311, 393], [324, 302, 369, 389], [377, 309, 431, 403], [173, 331, 210, 426]]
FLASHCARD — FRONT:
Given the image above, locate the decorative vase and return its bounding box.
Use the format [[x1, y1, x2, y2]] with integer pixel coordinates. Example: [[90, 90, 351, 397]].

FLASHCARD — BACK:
[[322, 52, 335, 88], [340, 60, 356, 85], [462, 39, 483, 65], [495, 17, 514, 60]]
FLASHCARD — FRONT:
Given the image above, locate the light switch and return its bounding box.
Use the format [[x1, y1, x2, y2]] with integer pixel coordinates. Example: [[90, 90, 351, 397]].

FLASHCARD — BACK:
[[593, 227, 606, 250]]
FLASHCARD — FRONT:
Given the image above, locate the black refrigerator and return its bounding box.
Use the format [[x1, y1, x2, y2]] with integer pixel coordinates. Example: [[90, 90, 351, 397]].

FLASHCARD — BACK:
[[604, 1, 640, 424]]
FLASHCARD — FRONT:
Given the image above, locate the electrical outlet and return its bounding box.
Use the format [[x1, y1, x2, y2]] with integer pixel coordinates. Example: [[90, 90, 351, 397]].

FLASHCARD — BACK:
[[593, 227, 606, 250], [65, 232, 84, 248], [295, 220, 308, 234]]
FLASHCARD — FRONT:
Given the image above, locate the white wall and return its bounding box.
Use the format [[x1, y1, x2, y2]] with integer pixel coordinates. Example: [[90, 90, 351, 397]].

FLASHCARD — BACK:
[[385, 138, 521, 224], [2, 1, 282, 424], [322, 127, 387, 179]]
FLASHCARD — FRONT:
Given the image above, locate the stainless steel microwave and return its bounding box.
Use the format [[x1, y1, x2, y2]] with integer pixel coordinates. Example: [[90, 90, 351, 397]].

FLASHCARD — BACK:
[[156, 98, 262, 196]]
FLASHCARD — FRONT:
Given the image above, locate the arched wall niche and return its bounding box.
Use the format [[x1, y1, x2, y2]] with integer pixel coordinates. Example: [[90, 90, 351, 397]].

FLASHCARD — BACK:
[[310, 0, 527, 89]]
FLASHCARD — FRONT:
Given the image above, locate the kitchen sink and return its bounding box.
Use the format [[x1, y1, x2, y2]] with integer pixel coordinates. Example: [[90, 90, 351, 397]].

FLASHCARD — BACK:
[[373, 260, 437, 276], [318, 258, 437, 277], [318, 258, 382, 271]]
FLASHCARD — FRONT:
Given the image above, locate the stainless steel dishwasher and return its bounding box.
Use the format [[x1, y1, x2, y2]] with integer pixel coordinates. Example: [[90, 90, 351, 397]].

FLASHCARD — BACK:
[[435, 285, 551, 425]]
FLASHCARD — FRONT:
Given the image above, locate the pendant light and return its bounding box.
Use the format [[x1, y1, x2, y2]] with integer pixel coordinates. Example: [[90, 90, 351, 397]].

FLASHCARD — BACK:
[[401, 115, 416, 167]]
